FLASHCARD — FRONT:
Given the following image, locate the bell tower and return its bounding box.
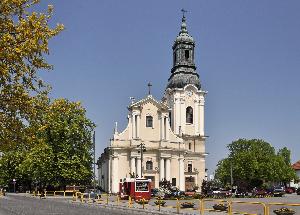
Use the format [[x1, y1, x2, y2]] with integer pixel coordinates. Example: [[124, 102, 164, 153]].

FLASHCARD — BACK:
[[164, 13, 206, 138]]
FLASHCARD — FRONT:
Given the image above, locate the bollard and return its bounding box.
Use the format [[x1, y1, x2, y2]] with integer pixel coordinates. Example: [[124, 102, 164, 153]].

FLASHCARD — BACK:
[[158, 198, 161, 212], [227, 201, 232, 215], [176, 198, 180, 214], [80, 193, 84, 203], [106, 194, 109, 205], [142, 198, 145, 209], [199, 199, 202, 215], [128, 196, 132, 208], [117, 196, 120, 205], [64, 191, 66, 197], [200, 199, 205, 215]]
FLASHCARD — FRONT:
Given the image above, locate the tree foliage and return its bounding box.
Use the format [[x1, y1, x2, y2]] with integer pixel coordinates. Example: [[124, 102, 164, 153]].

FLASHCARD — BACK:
[[0, 0, 64, 151], [0, 1, 95, 190], [215, 139, 297, 189]]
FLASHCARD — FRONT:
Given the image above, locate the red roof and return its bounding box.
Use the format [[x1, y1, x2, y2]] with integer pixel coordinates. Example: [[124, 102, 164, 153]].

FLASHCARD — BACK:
[[292, 160, 300, 170]]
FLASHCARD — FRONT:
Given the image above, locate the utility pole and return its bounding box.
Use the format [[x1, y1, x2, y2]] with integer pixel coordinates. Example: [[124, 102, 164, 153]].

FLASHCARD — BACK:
[[230, 161, 233, 188], [137, 142, 146, 178], [93, 130, 96, 191]]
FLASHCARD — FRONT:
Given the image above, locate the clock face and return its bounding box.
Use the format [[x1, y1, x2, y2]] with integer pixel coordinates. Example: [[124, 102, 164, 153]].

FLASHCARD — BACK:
[[186, 91, 193, 97]]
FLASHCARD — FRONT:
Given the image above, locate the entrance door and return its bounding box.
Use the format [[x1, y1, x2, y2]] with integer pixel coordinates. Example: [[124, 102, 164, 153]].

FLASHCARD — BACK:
[[145, 176, 155, 189], [185, 176, 195, 191]]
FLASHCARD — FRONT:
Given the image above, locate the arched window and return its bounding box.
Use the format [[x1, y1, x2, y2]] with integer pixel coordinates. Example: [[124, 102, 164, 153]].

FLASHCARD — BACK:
[[186, 107, 193, 124], [146, 161, 153, 170], [146, 116, 153, 127]]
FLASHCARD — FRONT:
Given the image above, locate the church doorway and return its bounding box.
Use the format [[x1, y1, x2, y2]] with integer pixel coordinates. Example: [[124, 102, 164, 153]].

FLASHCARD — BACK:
[[185, 176, 195, 191], [144, 176, 155, 189]]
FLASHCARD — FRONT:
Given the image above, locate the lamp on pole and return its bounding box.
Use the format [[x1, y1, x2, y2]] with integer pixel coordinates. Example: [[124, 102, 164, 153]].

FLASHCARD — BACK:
[[12, 179, 16, 193], [93, 130, 96, 191], [137, 142, 146, 178]]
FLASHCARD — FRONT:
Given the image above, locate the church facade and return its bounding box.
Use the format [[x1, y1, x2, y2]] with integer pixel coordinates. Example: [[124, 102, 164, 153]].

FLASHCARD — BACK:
[[97, 15, 208, 193]]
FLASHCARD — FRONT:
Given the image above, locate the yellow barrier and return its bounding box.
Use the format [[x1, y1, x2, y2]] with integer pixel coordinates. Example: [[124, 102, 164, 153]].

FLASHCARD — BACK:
[[266, 202, 300, 215], [229, 201, 267, 215]]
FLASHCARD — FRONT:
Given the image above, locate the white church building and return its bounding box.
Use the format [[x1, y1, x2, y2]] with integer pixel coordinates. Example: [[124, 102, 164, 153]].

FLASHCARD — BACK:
[[97, 14, 208, 193]]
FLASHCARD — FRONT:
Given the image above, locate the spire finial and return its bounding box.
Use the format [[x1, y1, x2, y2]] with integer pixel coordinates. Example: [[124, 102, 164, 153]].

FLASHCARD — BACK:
[[180, 9, 188, 34], [147, 82, 152, 95], [181, 9, 187, 19]]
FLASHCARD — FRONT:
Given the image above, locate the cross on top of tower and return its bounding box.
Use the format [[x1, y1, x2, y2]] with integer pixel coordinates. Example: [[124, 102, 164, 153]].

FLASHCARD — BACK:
[[147, 82, 152, 95], [181, 9, 187, 18]]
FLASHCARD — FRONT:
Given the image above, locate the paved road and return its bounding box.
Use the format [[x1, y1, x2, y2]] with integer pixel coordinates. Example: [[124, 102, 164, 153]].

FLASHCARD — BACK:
[[1, 193, 300, 215], [0, 194, 166, 215]]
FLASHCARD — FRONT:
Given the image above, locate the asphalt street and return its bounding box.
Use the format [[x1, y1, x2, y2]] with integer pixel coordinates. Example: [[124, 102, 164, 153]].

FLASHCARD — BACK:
[[1, 193, 300, 215]]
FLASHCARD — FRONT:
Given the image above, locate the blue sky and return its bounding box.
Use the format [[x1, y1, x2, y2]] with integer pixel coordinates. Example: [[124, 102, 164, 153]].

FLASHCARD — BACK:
[[37, 0, 300, 174]]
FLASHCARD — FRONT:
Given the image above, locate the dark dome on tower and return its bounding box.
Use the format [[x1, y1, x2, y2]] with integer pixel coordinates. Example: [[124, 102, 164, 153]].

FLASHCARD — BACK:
[[166, 14, 201, 90]]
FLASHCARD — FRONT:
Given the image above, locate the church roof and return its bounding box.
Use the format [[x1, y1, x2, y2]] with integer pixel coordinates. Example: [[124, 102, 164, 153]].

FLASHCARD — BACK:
[[128, 95, 169, 110], [292, 160, 300, 170], [174, 15, 194, 45]]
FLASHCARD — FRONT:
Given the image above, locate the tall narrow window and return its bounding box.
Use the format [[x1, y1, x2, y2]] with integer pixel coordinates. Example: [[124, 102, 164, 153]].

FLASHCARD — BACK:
[[169, 112, 172, 126], [146, 116, 153, 127], [186, 106, 193, 124], [189, 142, 191, 150], [185, 50, 189, 60], [188, 164, 193, 173]]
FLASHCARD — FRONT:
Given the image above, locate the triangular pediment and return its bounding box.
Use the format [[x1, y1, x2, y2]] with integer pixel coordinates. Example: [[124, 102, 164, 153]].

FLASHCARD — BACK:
[[128, 95, 169, 111]]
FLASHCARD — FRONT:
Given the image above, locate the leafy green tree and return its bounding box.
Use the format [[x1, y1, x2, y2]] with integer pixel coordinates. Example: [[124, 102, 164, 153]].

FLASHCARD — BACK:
[[277, 147, 291, 166], [18, 142, 54, 189], [215, 139, 297, 189], [39, 99, 95, 187], [0, 0, 64, 152]]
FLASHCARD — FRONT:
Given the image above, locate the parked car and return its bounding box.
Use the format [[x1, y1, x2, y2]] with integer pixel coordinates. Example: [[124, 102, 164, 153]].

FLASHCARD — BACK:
[[285, 187, 295, 194], [212, 188, 232, 198], [151, 188, 159, 197], [82, 189, 101, 199], [272, 186, 285, 197], [297, 188, 300, 195]]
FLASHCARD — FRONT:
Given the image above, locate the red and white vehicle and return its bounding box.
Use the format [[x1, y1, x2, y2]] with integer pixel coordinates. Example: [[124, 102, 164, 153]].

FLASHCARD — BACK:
[[119, 178, 152, 201]]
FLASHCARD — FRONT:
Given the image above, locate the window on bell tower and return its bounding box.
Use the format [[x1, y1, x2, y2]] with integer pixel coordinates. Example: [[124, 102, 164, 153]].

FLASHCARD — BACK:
[[185, 50, 189, 60], [186, 106, 193, 124]]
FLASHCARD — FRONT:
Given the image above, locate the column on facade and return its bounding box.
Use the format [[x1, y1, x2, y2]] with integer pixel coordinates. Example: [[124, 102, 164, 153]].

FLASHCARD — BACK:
[[159, 158, 165, 181], [178, 157, 185, 191], [128, 114, 132, 139], [199, 96, 205, 136], [180, 98, 185, 134], [160, 115, 163, 140], [194, 100, 199, 135], [99, 164, 102, 187], [136, 157, 141, 178], [166, 117, 170, 140], [165, 158, 171, 181], [175, 97, 180, 134], [136, 114, 140, 138], [132, 114, 136, 139], [130, 157, 136, 175], [111, 155, 119, 193]]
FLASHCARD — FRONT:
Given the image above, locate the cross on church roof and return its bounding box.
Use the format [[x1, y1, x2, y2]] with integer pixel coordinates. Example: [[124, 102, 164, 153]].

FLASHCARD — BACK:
[[181, 8, 187, 18], [147, 82, 152, 95]]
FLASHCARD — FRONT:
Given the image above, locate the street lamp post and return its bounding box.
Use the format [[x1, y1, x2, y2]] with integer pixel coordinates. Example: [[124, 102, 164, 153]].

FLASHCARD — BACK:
[[137, 142, 146, 178], [12, 179, 16, 193]]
